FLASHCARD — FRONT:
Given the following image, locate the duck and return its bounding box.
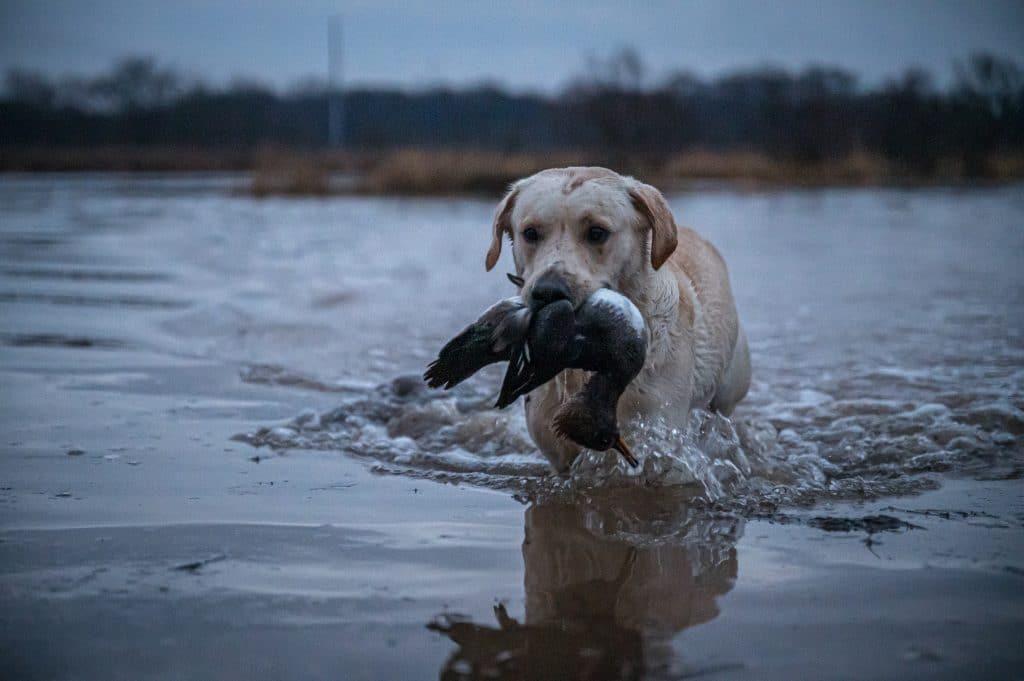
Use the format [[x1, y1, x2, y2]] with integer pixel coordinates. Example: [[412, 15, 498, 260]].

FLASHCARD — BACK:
[[497, 288, 647, 468], [495, 288, 647, 410], [424, 272, 568, 392], [425, 284, 648, 468], [550, 372, 640, 468]]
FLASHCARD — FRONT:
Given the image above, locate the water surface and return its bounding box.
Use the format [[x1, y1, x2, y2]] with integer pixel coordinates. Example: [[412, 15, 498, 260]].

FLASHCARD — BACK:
[[1, 175, 1022, 680]]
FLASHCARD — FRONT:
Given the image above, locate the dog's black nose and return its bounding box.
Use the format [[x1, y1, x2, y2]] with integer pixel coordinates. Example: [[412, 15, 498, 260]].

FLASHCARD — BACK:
[[530, 274, 572, 309]]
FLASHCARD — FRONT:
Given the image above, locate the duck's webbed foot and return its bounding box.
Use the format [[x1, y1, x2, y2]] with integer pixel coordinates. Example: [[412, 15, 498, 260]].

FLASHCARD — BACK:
[[611, 435, 639, 468]]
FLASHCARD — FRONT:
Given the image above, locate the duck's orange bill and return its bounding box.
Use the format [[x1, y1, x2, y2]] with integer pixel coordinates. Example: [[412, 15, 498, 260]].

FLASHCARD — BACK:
[[612, 435, 639, 468]]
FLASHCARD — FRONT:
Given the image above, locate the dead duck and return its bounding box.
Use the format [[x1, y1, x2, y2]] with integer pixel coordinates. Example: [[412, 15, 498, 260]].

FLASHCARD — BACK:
[[556, 290, 649, 468], [425, 285, 647, 468], [551, 372, 640, 468], [495, 297, 576, 408], [424, 272, 573, 394], [496, 289, 648, 408]]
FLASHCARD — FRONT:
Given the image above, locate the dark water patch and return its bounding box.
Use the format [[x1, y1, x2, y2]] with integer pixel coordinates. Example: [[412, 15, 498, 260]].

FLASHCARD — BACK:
[[0, 235, 65, 248], [310, 290, 358, 308], [172, 554, 227, 573], [880, 506, 1016, 528], [1, 333, 130, 350], [0, 291, 189, 309], [807, 514, 923, 533], [0, 267, 171, 283], [881, 506, 1002, 520]]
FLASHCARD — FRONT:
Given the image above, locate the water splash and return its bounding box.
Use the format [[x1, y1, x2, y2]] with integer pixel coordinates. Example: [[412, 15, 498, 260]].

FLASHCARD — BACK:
[[234, 361, 1023, 509]]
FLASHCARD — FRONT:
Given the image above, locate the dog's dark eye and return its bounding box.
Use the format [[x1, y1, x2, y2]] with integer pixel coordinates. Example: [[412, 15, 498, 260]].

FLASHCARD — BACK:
[[522, 227, 540, 243], [586, 226, 610, 245]]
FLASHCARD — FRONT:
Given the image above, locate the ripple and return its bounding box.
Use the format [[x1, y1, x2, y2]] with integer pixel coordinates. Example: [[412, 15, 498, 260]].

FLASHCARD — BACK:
[[234, 358, 1024, 510], [0, 267, 171, 283], [0, 333, 130, 350], [0, 291, 189, 309]]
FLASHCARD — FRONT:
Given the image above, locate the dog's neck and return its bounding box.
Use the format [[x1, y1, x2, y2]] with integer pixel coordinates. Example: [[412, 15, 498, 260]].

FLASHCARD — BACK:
[[622, 266, 684, 360], [608, 267, 694, 428], [622, 266, 679, 331]]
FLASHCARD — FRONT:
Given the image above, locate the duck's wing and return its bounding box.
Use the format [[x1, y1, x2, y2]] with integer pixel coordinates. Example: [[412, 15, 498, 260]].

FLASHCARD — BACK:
[[424, 297, 528, 390], [494, 338, 540, 408], [489, 300, 532, 353], [494, 299, 576, 408]]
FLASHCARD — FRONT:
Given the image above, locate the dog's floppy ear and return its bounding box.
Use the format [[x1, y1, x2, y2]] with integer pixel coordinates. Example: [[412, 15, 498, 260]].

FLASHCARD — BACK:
[[629, 182, 679, 270], [485, 184, 519, 271]]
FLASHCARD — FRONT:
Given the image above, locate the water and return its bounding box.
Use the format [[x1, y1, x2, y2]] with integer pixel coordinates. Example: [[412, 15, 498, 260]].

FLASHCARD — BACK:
[[1, 174, 1022, 679], [13, 173, 1006, 506], [2, 175, 1022, 502]]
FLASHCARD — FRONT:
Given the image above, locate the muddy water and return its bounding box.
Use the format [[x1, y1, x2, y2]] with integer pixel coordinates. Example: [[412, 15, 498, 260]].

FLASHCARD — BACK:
[[1, 175, 1022, 680]]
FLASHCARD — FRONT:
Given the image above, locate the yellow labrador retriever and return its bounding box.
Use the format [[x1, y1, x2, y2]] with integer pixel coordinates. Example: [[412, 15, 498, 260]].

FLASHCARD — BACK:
[[485, 167, 750, 472]]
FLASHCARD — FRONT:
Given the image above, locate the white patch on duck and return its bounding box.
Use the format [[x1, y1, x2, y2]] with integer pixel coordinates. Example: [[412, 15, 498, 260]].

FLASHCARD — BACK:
[[587, 288, 646, 337], [485, 296, 525, 313]]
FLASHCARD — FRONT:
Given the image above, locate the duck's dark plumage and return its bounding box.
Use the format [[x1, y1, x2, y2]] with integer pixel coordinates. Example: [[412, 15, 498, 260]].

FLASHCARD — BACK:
[[424, 287, 648, 468], [495, 299, 576, 408], [496, 289, 648, 408], [552, 373, 640, 467], [423, 296, 530, 390]]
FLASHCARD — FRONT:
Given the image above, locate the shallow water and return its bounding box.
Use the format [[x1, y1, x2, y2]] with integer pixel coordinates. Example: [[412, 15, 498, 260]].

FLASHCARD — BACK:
[[107, 173, 1023, 504], [1, 174, 1022, 679]]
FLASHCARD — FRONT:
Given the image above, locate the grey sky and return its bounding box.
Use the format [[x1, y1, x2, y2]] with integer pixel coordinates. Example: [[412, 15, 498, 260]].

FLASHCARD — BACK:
[[1, 0, 1022, 92]]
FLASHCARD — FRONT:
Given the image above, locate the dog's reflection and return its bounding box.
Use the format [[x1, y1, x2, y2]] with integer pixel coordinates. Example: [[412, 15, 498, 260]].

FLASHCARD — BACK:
[[429, 493, 740, 680]]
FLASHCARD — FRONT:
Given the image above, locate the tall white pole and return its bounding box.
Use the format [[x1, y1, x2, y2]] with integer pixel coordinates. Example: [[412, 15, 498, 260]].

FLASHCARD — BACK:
[[327, 15, 344, 148]]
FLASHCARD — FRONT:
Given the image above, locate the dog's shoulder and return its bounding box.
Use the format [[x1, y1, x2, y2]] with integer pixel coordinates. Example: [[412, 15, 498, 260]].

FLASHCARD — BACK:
[[659, 225, 740, 401], [666, 226, 728, 285]]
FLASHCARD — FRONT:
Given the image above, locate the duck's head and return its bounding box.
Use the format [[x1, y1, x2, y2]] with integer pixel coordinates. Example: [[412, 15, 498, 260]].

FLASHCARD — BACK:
[[552, 375, 638, 468]]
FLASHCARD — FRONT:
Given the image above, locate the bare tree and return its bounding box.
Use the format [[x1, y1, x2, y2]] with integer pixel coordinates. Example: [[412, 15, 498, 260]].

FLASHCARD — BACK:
[[90, 57, 181, 111]]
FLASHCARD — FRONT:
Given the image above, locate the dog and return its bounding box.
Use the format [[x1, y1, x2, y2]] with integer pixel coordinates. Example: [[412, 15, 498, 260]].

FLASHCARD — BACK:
[[484, 167, 750, 472]]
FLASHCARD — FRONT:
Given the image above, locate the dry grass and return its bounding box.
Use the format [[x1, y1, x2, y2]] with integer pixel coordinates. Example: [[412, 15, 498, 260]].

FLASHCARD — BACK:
[[980, 153, 1024, 179], [659, 150, 893, 186], [282, 148, 1024, 195], [2, 146, 1022, 195], [249, 149, 330, 197], [357, 149, 584, 195]]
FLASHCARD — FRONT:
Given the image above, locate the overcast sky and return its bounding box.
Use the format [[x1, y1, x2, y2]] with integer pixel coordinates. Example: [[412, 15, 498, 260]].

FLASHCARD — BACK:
[[1, 0, 1022, 92]]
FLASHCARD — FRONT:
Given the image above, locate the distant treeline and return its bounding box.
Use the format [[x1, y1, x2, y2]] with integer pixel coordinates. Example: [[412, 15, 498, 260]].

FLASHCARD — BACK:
[[2, 50, 1023, 175]]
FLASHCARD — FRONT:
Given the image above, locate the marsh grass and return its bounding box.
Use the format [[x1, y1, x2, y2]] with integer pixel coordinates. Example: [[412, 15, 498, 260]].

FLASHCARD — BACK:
[[359, 150, 582, 195], [2, 145, 1021, 195], [249, 149, 331, 197], [237, 148, 1024, 195]]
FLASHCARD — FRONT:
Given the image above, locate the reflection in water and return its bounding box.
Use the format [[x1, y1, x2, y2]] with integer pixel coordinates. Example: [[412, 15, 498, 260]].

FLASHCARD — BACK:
[[429, 491, 740, 680]]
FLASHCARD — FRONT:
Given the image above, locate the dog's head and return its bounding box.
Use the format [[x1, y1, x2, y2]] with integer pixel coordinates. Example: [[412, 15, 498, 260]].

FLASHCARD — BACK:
[[485, 167, 678, 309]]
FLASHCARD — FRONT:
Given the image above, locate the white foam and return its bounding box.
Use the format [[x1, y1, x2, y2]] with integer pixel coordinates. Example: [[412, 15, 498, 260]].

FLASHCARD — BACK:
[[236, 329, 1024, 506]]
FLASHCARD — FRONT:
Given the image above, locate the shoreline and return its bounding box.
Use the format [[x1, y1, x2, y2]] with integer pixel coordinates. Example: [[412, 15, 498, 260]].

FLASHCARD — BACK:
[[2, 147, 1023, 196]]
